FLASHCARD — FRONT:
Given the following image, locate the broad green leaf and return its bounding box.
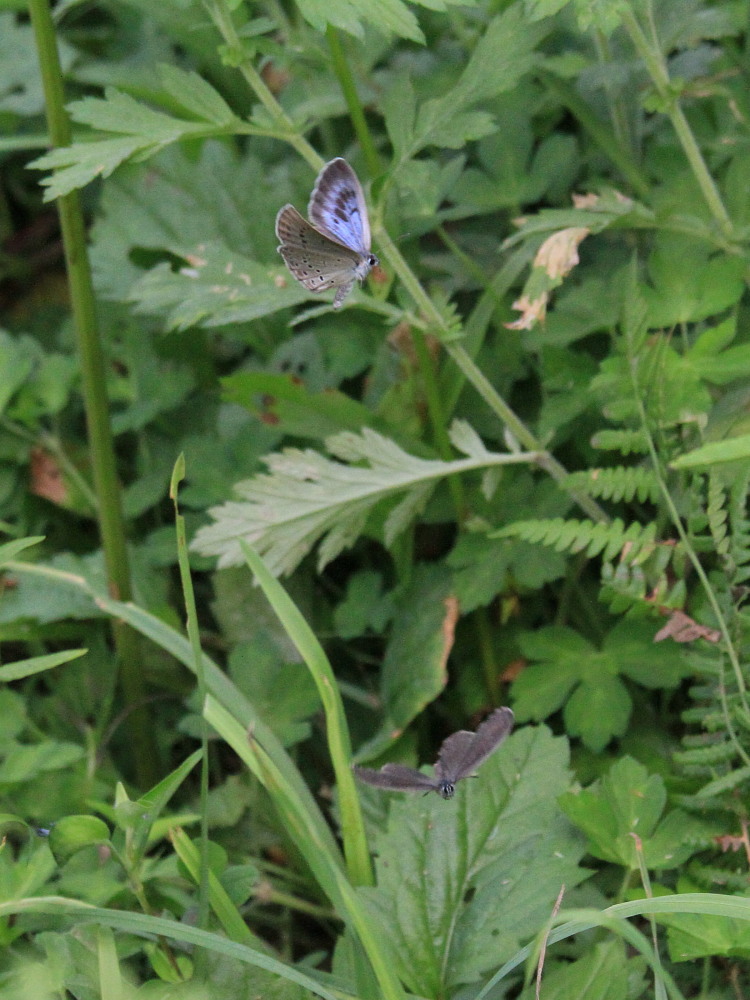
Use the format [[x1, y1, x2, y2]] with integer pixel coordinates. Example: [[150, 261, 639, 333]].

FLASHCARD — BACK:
[[559, 756, 672, 868], [222, 373, 392, 443], [0, 12, 75, 115], [373, 564, 453, 749], [0, 741, 84, 784], [130, 244, 308, 328], [642, 236, 746, 326], [90, 144, 283, 302], [228, 641, 320, 747], [333, 570, 393, 639], [358, 726, 585, 995], [661, 877, 750, 961], [514, 621, 684, 751], [516, 938, 643, 1000], [48, 815, 111, 861], [564, 673, 631, 751]]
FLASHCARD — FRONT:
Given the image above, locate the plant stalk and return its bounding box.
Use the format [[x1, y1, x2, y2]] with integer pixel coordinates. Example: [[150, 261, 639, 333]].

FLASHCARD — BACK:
[[27, 0, 158, 788]]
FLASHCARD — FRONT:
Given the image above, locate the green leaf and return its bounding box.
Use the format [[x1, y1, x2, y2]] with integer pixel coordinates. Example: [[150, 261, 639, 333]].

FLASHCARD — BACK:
[[559, 756, 667, 868], [0, 649, 86, 682], [564, 673, 631, 751], [0, 741, 85, 784], [661, 877, 750, 961], [573, 0, 629, 34], [358, 726, 585, 995], [0, 12, 75, 115], [388, 8, 542, 160], [192, 421, 527, 576], [222, 373, 391, 443], [130, 244, 309, 328], [48, 815, 111, 861], [90, 144, 282, 302], [671, 435, 750, 469], [29, 67, 244, 199], [374, 564, 453, 749], [642, 236, 746, 326], [514, 621, 683, 751], [516, 938, 643, 1000], [228, 642, 320, 747], [294, 0, 422, 43], [333, 570, 393, 639]]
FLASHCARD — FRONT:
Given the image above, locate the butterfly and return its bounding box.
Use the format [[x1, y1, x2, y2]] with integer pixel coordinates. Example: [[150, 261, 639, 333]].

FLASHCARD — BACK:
[[275, 158, 378, 309], [353, 707, 514, 800]]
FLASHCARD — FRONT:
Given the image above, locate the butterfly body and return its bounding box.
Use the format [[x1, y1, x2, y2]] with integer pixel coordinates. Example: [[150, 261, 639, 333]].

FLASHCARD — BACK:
[[353, 707, 514, 798], [275, 158, 378, 308]]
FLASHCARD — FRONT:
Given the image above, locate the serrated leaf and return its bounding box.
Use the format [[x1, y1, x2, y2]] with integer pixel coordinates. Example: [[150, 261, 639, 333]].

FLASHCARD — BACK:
[[90, 144, 281, 303], [29, 74, 243, 200], [156, 64, 236, 125], [388, 7, 541, 160], [358, 727, 585, 995], [192, 423, 521, 576], [130, 244, 308, 329], [294, 0, 422, 42]]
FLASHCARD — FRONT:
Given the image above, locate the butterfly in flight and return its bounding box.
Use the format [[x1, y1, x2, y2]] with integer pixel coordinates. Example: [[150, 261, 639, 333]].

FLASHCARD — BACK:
[[275, 158, 378, 308], [354, 707, 514, 800]]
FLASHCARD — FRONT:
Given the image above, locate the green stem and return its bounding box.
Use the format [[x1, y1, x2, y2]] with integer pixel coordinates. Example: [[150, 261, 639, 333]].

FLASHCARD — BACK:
[[171, 457, 211, 967], [28, 0, 157, 788], [628, 362, 750, 765], [204, 0, 322, 171], [620, 6, 733, 237], [326, 26, 380, 177], [373, 222, 609, 523]]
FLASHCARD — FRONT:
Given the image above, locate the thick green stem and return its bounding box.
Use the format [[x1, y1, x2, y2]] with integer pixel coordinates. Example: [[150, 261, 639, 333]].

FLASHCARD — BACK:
[[28, 0, 158, 788], [620, 7, 733, 238]]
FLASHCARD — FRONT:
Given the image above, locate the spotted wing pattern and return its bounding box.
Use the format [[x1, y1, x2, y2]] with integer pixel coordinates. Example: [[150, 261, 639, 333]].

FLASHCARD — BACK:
[[275, 204, 363, 300]]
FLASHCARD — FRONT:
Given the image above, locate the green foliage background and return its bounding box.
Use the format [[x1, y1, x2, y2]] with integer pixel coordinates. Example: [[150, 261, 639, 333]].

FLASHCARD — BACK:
[[1, 0, 750, 997]]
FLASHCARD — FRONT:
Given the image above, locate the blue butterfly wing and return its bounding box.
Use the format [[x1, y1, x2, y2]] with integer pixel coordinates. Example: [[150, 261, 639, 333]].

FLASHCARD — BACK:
[[308, 158, 372, 256]]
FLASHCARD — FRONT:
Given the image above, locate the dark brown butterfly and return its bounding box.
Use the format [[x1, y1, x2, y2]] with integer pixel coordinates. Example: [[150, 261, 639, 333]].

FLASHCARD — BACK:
[[353, 707, 514, 800]]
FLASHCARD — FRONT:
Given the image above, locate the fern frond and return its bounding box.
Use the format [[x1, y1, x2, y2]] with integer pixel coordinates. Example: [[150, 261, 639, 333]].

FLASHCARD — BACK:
[[673, 741, 736, 769], [591, 428, 649, 455], [728, 465, 750, 583], [680, 864, 750, 893], [562, 466, 660, 504], [706, 472, 730, 557], [494, 517, 658, 562]]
